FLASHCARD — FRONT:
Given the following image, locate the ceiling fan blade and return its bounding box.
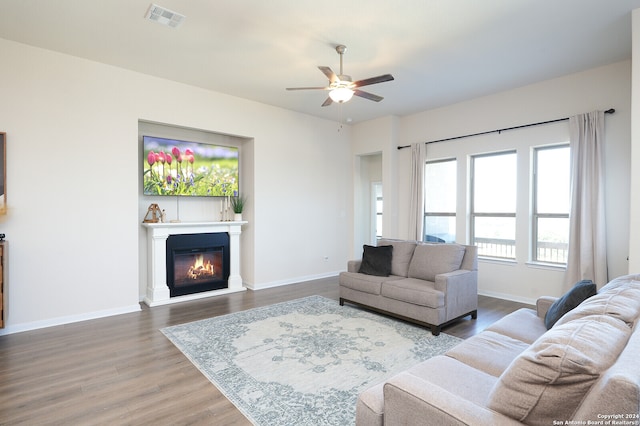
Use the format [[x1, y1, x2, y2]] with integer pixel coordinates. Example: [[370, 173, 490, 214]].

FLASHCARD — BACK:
[[353, 74, 394, 88], [318, 66, 338, 83], [321, 97, 333, 107], [354, 89, 383, 102], [286, 86, 330, 91]]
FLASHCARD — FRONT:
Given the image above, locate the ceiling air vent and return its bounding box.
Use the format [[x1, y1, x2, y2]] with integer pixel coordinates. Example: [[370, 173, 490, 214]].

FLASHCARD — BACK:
[[144, 3, 185, 28]]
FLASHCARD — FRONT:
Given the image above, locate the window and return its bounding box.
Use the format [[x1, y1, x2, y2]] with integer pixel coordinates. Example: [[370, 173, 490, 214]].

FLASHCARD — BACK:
[[424, 159, 456, 242], [533, 145, 570, 264], [471, 151, 517, 259]]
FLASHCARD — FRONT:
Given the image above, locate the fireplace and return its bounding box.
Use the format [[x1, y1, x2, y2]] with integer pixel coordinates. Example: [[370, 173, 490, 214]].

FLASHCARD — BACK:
[[166, 233, 229, 297], [142, 221, 246, 306]]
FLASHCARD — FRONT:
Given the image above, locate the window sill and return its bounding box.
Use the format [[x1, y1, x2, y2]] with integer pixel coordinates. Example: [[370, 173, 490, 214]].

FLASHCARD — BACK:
[[525, 261, 566, 271], [478, 257, 517, 266]]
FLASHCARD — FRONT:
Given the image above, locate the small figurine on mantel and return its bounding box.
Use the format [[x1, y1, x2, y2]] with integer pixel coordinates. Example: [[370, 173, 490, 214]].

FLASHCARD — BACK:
[[143, 203, 162, 223], [161, 209, 167, 223]]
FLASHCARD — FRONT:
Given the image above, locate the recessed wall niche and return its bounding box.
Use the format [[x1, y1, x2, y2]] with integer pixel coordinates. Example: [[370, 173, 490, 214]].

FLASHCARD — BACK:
[[137, 120, 254, 300]]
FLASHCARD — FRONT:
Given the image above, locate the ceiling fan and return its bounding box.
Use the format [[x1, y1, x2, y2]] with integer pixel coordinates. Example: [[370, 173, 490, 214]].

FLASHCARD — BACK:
[[286, 45, 394, 107]]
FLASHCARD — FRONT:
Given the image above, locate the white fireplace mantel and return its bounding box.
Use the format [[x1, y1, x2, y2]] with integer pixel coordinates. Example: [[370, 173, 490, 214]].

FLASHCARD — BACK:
[[142, 221, 247, 306]]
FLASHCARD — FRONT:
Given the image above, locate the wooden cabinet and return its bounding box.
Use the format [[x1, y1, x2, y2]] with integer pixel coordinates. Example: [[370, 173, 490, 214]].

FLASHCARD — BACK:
[[0, 242, 4, 328]]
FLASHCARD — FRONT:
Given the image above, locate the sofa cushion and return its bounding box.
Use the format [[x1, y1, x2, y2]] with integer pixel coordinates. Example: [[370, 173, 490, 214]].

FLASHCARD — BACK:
[[571, 323, 640, 422], [556, 276, 640, 327], [402, 355, 499, 407], [338, 271, 403, 295], [377, 239, 417, 277], [381, 278, 444, 309], [484, 308, 548, 344], [445, 330, 530, 377], [488, 314, 631, 426], [544, 279, 597, 329], [407, 244, 465, 282], [358, 245, 393, 276]]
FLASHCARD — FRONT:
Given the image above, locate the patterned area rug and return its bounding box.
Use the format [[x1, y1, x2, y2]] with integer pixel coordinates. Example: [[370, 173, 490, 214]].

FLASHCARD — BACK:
[[161, 295, 462, 426]]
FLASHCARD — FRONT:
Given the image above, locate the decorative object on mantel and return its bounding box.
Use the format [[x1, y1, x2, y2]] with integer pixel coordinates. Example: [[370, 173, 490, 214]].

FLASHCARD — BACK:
[[231, 194, 246, 221], [143, 203, 163, 223], [220, 196, 230, 221], [220, 194, 246, 221]]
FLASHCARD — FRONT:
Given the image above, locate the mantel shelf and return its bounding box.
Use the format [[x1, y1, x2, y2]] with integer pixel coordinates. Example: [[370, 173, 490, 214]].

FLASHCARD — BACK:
[[142, 221, 247, 228]]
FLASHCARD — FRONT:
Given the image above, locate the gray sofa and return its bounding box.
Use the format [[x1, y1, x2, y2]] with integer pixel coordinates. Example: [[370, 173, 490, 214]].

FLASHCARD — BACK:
[[339, 239, 478, 335], [357, 273, 640, 426]]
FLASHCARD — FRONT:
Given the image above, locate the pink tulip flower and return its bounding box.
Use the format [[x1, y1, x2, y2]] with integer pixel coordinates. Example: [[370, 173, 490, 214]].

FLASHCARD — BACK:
[[184, 149, 195, 164]]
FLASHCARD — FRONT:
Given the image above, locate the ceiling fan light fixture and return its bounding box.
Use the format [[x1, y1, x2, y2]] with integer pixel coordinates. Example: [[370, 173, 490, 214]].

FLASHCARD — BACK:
[[329, 87, 354, 103], [286, 44, 393, 107]]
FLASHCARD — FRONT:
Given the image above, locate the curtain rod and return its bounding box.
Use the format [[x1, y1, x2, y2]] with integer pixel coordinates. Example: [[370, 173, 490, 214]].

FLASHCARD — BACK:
[[397, 108, 615, 150]]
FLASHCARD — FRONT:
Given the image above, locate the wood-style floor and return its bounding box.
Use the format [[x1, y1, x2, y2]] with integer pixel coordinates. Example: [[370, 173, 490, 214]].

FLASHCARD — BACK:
[[0, 277, 532, 425]]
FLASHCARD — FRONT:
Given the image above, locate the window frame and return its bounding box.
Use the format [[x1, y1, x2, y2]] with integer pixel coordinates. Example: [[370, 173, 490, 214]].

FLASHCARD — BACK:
[[423, 158, 457, 243], [470, 150, 517, 260], [531, 144, 570, 266]]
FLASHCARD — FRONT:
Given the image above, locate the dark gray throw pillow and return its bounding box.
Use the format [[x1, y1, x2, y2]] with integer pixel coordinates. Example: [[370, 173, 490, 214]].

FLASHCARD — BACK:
[[544, 279, 597, 329], [358, 245, 393, 277]]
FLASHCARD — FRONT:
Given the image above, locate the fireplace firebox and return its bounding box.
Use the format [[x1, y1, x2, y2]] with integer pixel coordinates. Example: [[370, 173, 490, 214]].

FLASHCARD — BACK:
[[166, 233, 229, 297]]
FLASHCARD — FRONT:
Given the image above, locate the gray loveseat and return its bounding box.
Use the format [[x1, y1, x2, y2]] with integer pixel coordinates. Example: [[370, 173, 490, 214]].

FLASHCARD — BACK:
[[339, 239, 478, 335], [357, 273, 640, 426]]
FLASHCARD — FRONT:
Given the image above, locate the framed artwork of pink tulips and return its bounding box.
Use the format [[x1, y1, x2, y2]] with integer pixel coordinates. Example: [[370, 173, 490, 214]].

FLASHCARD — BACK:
[[143, 135, 239, 197]]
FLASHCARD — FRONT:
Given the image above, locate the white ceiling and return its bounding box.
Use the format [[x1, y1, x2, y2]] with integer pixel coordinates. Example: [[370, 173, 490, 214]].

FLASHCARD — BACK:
[[1, 0, 639, 123]]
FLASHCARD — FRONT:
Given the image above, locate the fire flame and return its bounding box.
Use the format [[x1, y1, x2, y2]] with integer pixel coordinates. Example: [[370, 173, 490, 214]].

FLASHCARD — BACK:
[[187, 254, 215, 280]]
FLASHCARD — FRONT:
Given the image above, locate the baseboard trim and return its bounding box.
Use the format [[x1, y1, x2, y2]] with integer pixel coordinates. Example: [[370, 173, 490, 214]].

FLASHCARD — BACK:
[[478, 289, 536, 306], [0, 304, 142, 336], [244, 271, 341, 291]]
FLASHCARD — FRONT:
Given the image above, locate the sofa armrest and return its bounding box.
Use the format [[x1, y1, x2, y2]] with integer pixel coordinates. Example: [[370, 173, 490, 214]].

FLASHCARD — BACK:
[[435, 269, 478, 319], [347, 260, 362, 273], [434, 269, 477, 292], [536, 296, 558, 319], [383, 372, 521, 426]]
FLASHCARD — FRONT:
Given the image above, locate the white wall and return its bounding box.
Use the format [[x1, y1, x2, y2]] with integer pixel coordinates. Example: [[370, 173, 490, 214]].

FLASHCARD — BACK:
[[0, 38, 350, 334], [630, 10, 640, 273], [249, 112, 350, 288], [353, 60, 632, 303]]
